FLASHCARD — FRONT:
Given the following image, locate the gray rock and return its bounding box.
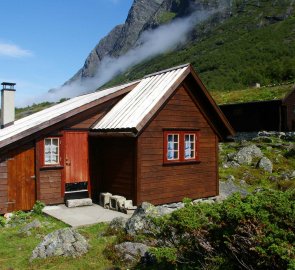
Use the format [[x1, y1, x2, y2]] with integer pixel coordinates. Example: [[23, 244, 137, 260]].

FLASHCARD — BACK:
[[226, 175, 235, 181], [114, 242, 149, 264], [19, 219, 42, 235], [125, 202, 175, 235], [229, 144, 263, 165], [223, 161, 240, 168], [218, 180, 248, 200], [109, 217, 128, 232], [31, 228, 88, 261], [125, 202, 157, 235], [257, 157, 273, 173]]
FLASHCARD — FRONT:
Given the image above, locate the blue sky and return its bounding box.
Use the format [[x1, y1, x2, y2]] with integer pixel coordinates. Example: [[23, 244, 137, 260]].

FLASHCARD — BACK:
[[0, 0, 133, 107]]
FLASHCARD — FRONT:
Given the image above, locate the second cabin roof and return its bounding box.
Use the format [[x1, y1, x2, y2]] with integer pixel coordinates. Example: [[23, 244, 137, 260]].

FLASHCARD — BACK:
[[92, 64, 190, 132]]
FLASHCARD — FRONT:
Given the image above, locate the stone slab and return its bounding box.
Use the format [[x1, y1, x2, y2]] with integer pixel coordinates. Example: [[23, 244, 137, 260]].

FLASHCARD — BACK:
[[66, 198, 93, 208], [43, 204, 132, 227]]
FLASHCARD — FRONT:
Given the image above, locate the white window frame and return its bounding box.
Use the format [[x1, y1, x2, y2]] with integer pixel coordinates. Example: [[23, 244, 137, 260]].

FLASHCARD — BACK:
[[184, 133, 196, 160], [167, 133, 180, 161], [44, 138, 60, 165]]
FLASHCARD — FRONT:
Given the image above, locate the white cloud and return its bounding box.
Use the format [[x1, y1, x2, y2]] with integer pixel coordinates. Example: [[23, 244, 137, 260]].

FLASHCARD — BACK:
[[0, 42, 33, 58]]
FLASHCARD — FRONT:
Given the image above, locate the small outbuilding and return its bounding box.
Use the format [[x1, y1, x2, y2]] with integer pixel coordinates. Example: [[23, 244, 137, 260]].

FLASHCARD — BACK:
[[219, 87, 295, 132], [0, 64, 234, 213]]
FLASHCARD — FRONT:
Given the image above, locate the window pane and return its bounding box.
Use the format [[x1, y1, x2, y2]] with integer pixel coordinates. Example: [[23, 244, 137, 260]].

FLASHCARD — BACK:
[[166, 133, 179, 160], [44, 138, 59, 165], [174, 151, 178, 159], [185, 134, 195, 159]]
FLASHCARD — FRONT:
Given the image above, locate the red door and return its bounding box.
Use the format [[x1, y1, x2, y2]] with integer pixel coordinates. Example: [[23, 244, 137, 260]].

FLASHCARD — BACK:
[[64, 132, 89, 184], [7, 145, 36, 211]]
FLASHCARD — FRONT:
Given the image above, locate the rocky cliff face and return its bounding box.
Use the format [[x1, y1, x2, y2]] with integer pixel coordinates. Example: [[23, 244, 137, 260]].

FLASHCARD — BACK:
[[65, 0, 294, 87], [65, 0, 226, 85]]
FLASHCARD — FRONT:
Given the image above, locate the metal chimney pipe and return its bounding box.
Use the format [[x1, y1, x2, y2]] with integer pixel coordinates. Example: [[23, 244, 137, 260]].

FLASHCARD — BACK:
[[1, 82, 16, 128]]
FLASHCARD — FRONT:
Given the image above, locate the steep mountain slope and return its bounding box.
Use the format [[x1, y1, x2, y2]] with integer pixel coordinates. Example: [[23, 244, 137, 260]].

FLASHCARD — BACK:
[[104, 0, 295, 90], [65, 0, 295, 93], [66, 0, 230, 85]]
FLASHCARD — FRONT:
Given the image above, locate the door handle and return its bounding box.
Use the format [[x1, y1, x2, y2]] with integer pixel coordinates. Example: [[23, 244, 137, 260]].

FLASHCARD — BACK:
[[30, 175, 36, 179]]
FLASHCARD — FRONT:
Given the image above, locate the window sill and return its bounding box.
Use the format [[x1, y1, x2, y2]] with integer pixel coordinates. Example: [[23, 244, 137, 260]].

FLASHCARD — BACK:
[[163, 160, 200, 166], [40, 165, 64, 170]]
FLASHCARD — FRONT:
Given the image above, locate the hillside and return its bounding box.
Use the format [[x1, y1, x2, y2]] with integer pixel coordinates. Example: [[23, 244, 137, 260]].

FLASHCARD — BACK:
[[103, 0, 295, 91]]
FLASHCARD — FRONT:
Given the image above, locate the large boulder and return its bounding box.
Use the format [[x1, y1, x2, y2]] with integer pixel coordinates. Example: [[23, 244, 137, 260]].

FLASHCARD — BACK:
[[125, 202, 157, 235], [218, 180, 248, 200], [109, 216, 129, 232], [125, 202, 174, 235], [31, 228, 89, 261], [114, 242, 150, 264], [257, 157, 273, 173], [231, 145, 263, 165]]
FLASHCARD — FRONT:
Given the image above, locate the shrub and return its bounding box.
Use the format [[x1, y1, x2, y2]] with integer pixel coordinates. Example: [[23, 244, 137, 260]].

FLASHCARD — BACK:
[[0, 216, 6, 227], [32, 200, 46, 215], [149, 190, 295, 269]]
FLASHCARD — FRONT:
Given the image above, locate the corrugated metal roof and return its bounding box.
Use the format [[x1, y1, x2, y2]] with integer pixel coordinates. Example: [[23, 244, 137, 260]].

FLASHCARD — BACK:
[[0, 81, 138, 147], [92, 64, 190, 132]]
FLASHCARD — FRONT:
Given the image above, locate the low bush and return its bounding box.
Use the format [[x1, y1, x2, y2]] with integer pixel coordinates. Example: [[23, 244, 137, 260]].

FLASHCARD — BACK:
[[32, 200, 46, 215], [149, 190, 295, 269], [0, 216, 6, 227]]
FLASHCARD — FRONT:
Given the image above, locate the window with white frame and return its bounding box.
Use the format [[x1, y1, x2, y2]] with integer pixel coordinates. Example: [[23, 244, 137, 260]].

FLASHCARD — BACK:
[[167, 134, 179, 160], [184, 134, 196, 160], [44, 138, 60, 165]]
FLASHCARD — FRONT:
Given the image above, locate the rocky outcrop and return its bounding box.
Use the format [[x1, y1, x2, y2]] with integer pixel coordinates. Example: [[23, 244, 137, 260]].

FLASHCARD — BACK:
[[68, 0, 167, 84], [114, 242, 150, 264], [31, 228, 89, 261]]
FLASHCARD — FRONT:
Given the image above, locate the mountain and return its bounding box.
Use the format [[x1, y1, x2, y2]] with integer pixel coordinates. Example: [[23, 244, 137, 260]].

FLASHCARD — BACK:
[[64, 0, 295, 92]]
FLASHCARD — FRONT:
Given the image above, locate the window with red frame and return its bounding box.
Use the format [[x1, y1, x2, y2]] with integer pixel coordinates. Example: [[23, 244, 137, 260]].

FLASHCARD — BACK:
[[164, 131, 199, 163]]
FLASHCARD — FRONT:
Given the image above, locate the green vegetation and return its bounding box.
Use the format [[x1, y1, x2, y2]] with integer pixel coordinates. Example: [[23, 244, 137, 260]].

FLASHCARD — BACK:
[[105, 0, 295, 91], [157, 11, 177, 24], [0, 208, 115, 269], [211, 83, 294, 104], [219, 136, 295, 191], [149, 190, 295, 269]]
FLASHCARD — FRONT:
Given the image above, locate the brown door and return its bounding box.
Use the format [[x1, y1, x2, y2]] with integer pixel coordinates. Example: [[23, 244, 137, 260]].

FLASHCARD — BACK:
[[7, 145, 36, 211], [64, 131, 89, 184]]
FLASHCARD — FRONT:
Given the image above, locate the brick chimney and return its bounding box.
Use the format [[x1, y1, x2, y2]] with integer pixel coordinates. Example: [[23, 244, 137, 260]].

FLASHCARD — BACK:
[[1, 82, 16, 128]]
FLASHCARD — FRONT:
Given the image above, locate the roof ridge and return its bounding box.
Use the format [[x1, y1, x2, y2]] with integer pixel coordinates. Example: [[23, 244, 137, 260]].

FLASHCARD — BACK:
[[143, 63, 190, 78]]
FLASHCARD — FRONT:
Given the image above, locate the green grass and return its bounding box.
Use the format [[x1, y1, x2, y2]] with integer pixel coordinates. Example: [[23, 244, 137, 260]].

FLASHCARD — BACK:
[[0, 213, 115, 270], [211, 83, 294, 104]]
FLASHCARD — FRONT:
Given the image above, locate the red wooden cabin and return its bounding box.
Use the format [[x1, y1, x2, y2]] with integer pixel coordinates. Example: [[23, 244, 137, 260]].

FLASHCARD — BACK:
[[0, 64, 234, 213]]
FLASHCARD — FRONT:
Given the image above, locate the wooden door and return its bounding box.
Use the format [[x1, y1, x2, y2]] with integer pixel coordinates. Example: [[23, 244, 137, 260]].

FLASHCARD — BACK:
[[64, 132, 89, 184], [7, 146, 36, 211]]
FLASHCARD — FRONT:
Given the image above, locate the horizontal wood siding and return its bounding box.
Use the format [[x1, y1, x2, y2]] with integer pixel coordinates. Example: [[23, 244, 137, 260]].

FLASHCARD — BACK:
[[39, 169, 63, 204], [138, 85, 218, 205], [0, 159, 8, 213]]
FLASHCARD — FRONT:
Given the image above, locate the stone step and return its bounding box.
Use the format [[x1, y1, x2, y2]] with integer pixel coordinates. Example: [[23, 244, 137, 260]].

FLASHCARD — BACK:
[[66, 198, 93, 208]]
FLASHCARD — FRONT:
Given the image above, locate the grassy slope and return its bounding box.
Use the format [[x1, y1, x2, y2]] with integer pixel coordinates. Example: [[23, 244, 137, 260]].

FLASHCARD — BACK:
[[0, 214, 114, 270], [105, 1, 295, 91], [212, 83, 294, 104]]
